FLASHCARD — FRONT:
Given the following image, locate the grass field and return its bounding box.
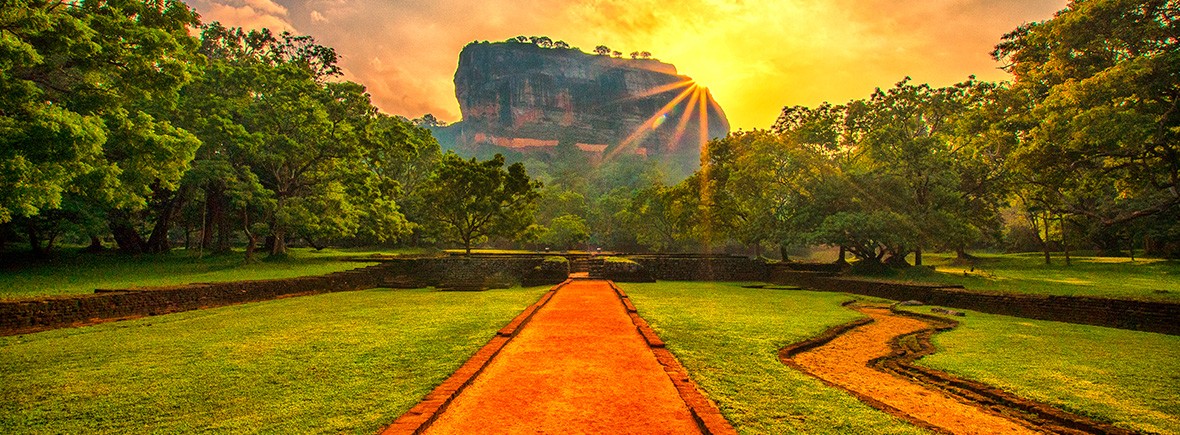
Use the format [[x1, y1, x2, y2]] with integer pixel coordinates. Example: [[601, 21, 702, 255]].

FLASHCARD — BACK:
[[0, 247, 420, 300], [0, 285, 548, 433], [863, 252, 1180, 301], [897, 305, 1180, 434], [621, 281, 931, 435]]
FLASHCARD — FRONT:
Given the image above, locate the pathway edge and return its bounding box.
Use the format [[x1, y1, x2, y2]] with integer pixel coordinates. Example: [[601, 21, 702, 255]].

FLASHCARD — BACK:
[[378, 279, 572, 435], [609, 281, 738, 435], [779, 301, 1135, 435]]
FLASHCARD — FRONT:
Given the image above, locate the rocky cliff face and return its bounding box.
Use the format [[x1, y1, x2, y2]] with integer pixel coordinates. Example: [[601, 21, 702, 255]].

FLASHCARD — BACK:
[[439, 41, 729, 177]]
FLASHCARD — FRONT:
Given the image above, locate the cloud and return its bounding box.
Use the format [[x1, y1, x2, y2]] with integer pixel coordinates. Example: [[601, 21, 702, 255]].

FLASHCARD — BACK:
[[193, 0, 297, 33], [242, 0, 287, 16], [183, 0, 1068, 129]]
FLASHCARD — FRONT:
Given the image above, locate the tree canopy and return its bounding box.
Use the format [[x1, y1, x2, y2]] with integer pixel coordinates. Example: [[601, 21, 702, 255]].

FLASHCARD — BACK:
[[419, 153, 541, 254]]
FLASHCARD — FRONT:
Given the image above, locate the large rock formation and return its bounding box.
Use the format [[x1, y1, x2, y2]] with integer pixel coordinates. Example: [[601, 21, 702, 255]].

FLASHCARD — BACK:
[[435, 41, 729, 178]]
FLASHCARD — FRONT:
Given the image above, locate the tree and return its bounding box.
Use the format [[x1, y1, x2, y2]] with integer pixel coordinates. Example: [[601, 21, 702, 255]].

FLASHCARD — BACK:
[[180, 25, 404, 258], [768, 78, 1007, 266], [700, 130, 830, 258], [995, 0, 1180, 252], [1, 0, 203, 256], [356, 113, 440, 244], [630, 51, 640, 59], [853, 77, 1001, 265], [420, 153, 541, 254], [611, 51, 622, 58], [594, 45, 611, 56], [540, 214, 590, 250], [639, 51, 652, 59], [629, 182, 700, 252], [412, 113, 445, 128]]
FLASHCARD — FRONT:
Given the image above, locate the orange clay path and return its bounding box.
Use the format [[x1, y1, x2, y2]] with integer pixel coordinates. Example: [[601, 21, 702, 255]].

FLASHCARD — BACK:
[[793, 307, 1038, 435], [423, 280, 702, 434]]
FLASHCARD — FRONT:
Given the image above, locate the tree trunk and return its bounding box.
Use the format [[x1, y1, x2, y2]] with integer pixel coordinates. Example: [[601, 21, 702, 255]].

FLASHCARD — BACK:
[[306, 237, 325, 251], [243, 209, 258, 263], [1039, 212, 1051, 265], [780, 245, 789, 262], [26, 221, 43, 256], [837, 245, 848, 264], [110, 218, 146, 255], [84, 235, 105, 253], [44, 228, 59, 253], [214, 195, 232, 253], [1129, 232, 1136, 262], [1061, 216, 1071, 266], [141, 186, 181, 254], [914, 247, 923, 266], [955, 247, 977, 261], [269, 230, 287, 257]]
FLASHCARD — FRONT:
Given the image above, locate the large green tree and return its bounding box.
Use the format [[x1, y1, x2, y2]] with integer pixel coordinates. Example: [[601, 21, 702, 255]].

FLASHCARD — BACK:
[[698, 129, 830, 258], [420, 153, 541, 254], [179, 25, 414, 258], [996, 0, 1179, 253], [2, 0, 202, 254], [765, 78, 1007, 266]]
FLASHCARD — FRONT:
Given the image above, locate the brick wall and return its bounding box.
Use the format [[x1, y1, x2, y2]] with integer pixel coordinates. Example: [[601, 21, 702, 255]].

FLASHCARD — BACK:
[[1, 256, 568, 336], [629, 255, 768, 281], [770, 268, 1180, 336], [378, 256, 556, 290], [600, 259, 655, 282], [0, 264, 388, 336]]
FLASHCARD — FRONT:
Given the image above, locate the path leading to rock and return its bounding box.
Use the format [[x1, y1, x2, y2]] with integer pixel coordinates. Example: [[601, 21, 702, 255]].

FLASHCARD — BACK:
[[422, 280, 702, 434], [790, 307, 1039, 435]]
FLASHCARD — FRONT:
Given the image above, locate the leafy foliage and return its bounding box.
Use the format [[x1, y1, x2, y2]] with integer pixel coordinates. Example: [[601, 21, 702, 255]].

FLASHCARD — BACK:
[[419, 153, 541, 254]]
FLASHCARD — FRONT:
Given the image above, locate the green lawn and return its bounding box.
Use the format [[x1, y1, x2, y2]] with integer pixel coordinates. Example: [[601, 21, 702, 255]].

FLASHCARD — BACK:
[[0, 285, 548, 433], [0, 247, 414, 300], [898, 305, 1180, 435], [621, 281, 931, 435], [869, 252, 1180, 301]]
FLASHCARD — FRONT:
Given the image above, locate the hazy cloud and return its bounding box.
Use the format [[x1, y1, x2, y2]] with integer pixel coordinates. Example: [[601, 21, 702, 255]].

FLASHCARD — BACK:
[[197, 0, 296, 33], [184, 0, 1067, 129]]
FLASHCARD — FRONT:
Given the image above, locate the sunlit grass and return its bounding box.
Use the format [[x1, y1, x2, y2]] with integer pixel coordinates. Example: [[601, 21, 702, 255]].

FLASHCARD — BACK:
[[0, 247, 407, 300], [621, 282, 930, 435], [0, 286, 548, 433], [897, 305, 1180, 434], [869, 252, 1180, 301]]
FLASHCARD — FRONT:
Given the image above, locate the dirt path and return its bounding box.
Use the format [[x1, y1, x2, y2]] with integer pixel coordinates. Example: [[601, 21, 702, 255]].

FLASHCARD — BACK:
[[422, 280, 702, 434], [790, 307, 1039, 435]]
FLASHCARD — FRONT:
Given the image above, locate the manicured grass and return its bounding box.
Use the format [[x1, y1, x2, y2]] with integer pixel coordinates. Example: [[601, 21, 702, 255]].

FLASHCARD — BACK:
[[0, 285, 548, 433], [0, 247, 402, 300], [621, 282, 931, 435], [898, 305, 1180, 435], [871, 252, 1180, 301]]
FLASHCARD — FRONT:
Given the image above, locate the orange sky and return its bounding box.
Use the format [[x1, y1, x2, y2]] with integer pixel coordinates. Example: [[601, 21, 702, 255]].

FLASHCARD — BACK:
[[184, 0, 1068, 130]]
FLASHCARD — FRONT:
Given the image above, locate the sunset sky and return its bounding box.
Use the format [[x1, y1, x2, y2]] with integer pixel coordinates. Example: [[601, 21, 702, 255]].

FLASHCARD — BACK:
[[183, 0, 1069, 130]]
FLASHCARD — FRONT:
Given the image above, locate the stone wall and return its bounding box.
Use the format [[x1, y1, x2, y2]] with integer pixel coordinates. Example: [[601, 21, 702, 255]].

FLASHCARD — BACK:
[[600, 259, 655, 282], [524, 257, 570, 287], [0, 264, 388, 336], [628, 255, 768, 281], [0, 255, 569, 336], [771, 269, 1180, 336], [379, 256, 558, 290]]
